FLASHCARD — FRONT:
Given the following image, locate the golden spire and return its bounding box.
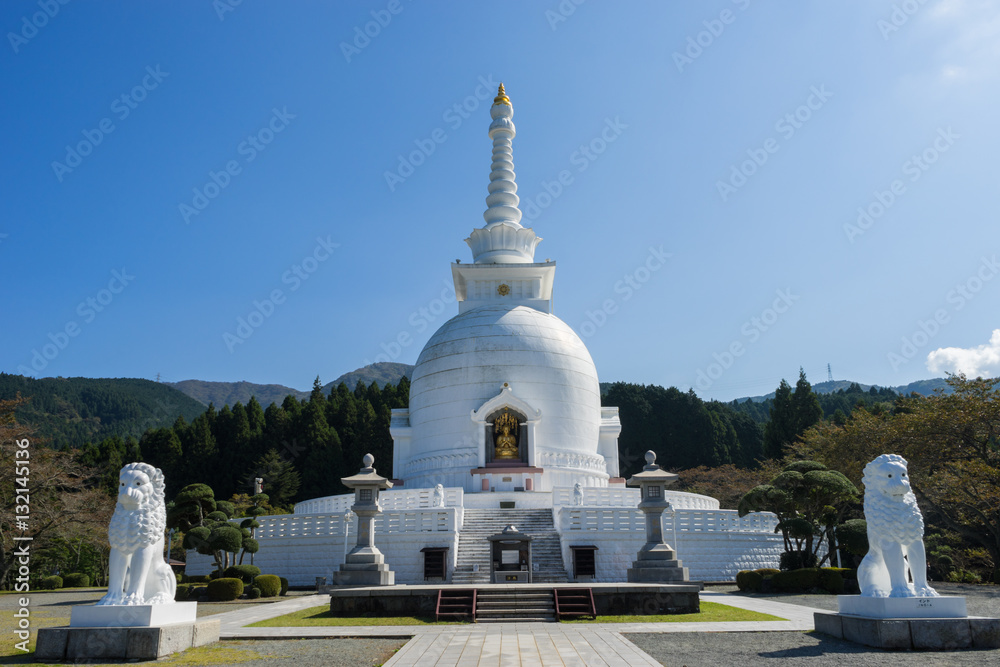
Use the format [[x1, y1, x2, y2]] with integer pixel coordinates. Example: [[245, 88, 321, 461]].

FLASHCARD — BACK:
[[494, 83, 510, 106]]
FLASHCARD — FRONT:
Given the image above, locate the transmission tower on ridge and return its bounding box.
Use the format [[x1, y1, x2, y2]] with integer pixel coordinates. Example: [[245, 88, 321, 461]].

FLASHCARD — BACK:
[[827, 363, 833, 382]]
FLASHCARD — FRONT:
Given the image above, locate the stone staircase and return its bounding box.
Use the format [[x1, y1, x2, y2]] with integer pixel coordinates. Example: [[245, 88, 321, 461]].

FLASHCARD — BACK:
[[452, 509, 569, 585], [475, 589, 556, 623]]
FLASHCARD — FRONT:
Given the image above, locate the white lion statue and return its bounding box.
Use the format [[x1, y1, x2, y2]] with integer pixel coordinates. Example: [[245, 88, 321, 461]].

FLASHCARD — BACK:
[[858, 454, 938, 598], [96, 462, 176, 606]]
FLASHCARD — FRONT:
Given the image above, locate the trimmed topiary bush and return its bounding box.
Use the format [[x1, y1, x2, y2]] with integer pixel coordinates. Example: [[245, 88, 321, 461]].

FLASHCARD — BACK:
[[247, 586, 261, 599], [185, 574, 211, 584], [254, 574, 281, 598], [191, 586, 208, 599], [819, 568, 846, 594], [736, 570, 764, 592], [62, 573, 91, 588], [223, 564, 261, 584], [38, 575, 63, 590], [780, 550, 818, 571], [279, 577, 289, 596], [206, 577, 244, 601], [755, 568, 780, 577], [175, 583, 192, 601], [771, 568, 822, 591]]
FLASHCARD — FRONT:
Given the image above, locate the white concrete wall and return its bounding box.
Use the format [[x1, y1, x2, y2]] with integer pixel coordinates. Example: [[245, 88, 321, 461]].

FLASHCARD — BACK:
[[555, 506, 783, 582], [186, 508, 461, 587]]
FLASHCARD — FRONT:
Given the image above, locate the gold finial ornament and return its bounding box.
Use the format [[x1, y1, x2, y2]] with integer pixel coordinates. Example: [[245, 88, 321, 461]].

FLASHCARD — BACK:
[[494, 83, 511, 106]]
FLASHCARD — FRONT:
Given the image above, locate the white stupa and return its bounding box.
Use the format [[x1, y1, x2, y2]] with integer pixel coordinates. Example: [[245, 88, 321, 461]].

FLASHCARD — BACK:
[[185, 85, 786, 586], [390, 84, 622, 493]]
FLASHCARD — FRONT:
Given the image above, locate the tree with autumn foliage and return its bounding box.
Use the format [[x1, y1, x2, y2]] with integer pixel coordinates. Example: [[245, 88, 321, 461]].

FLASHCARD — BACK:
[[794, 374, 1000, 582]]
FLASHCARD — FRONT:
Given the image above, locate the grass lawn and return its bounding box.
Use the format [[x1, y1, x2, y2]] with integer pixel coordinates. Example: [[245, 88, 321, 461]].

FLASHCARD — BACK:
[[562, 600, 785, 623], [250, 600, 784, 627], [249, 607, 470, 627]]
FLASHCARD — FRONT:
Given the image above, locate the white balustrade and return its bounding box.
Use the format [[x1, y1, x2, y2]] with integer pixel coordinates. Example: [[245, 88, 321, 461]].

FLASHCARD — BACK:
[[551, 486, 720, 510], [293, 487, 464, 515], [559, 507, 777, 534]]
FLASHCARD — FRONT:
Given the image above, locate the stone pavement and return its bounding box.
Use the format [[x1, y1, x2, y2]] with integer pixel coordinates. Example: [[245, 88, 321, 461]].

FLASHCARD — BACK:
[[213, 590, 828, 666]]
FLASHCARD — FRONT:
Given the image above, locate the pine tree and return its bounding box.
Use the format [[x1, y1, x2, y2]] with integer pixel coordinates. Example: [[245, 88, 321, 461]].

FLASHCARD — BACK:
[[792, 368, 823, 435], [763, 380, 796, 458]]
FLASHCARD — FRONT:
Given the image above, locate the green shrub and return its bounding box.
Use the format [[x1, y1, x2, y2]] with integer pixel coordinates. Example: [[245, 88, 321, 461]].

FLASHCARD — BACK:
[[279, 577, 289, 596], [38, 575, 63, 590], [185, 574, 211, 584], [737, 570, 764, 591], [223, 564, 261, 584], [946, 569, 982, 584], [247, 586, 261, 599], [191, 586, 208, 599], [780, 550, 818, 571], [209, 569, 221, 580], [206, 577, 244, 601], [819, 568, 845, 594], [254, 574, 281, 598], [771, 568, 822, 591], [755, 568, 780, 577], [175, 583, 192, 601], [62, 573, 90, 588]]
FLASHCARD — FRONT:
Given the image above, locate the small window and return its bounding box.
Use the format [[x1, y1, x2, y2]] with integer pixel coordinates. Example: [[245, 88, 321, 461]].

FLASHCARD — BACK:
[[359, 489, 372, 502], [647, 486, 661, 498]]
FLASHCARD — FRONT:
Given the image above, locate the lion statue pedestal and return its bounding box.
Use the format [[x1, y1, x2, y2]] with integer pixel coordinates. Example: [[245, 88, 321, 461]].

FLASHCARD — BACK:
[[813, 454, 998, 650], [35, 463, 220, 662]]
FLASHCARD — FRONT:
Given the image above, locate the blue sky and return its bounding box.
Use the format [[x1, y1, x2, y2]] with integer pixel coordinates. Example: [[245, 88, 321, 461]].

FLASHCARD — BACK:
[[3, 0, 999, 401]]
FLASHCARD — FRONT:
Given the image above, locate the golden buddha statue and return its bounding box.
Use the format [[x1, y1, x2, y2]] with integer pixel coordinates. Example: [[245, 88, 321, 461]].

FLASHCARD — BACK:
[[493, 411, 519, 459]]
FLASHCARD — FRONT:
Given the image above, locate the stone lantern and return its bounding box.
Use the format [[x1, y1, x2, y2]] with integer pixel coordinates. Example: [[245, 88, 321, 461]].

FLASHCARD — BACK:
[[333, 453, 395, 586], [626, 450, 689, 582]]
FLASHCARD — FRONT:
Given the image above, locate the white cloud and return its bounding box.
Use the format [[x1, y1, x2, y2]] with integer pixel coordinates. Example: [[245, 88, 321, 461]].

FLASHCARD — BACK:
[[926, 329, 1000, 378]]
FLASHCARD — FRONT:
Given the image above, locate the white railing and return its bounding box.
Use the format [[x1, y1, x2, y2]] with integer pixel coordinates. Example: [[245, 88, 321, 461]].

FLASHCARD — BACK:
[[252, 508, 459, 540], [551, 486, 720, 510], [557, 507, 645, 532], [668, 509, 778, 534], [558, 507, 777, 534], [293, 487, 464, 515]]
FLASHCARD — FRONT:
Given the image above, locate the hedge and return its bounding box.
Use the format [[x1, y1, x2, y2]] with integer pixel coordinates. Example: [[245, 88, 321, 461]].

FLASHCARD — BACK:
[[206, 577, 244, 601], [175, 583, 192, 601], [38, 575, 63, 590], [223, 564, 261, 584], [62, 573, 91, 588], [279, 577, 289, 596], [254, 574, 281, 598], [770, 567, 847, 593], [247, 586, 261, 599]]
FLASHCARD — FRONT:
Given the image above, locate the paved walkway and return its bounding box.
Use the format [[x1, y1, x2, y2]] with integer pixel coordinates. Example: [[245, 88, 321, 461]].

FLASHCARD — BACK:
[[212, 591, 828, 666]]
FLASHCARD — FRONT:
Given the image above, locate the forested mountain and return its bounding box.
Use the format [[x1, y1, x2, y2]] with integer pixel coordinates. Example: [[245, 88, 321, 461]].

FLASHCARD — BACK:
[[603, 383, 765, 476], [730, 382, 900, 424], [167, 379, 308, 408], [324, 362, 414, 392], [166, 363, 415, 408], [136, 378, 408, 502], [0, 374, 205, 448], [739, 377, 950, 402]]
